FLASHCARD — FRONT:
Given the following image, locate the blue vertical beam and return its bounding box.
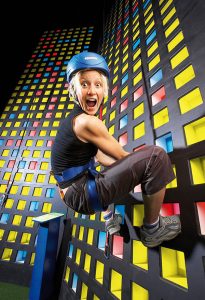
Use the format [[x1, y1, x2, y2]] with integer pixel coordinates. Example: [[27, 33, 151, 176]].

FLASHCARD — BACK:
[[29, 212, 64, 300]]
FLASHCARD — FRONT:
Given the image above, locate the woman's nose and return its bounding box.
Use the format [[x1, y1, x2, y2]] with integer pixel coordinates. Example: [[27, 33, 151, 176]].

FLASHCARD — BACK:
[[87, 84, 96, 94]]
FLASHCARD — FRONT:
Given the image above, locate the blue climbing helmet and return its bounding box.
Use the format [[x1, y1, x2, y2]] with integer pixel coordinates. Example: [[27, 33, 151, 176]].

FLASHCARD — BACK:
[[66, 51, 110, 83]]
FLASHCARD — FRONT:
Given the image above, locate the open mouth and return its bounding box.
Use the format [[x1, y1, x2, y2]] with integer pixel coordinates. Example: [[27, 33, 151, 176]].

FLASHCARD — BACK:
[[86, 99, 97, 108]]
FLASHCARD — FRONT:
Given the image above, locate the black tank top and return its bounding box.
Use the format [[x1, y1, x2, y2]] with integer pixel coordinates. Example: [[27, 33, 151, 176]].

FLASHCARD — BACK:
[[51, 104, 98, 175]]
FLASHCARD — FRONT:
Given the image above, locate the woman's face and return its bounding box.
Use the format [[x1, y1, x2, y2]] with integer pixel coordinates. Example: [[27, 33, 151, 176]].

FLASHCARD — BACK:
[[76, 70, 105, 115]]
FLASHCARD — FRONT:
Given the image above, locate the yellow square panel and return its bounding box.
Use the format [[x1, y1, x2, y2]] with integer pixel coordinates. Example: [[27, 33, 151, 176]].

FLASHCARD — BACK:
[[179, 88, 203, 114], [12, 215, 22, 226], [145, 11, 153, 26], [133, 48, 141, 61], [165, 18, 179, 38], [33, 188, 42, 197], [153, 107, 169, 128], [134, 122, 145, 139], [121, 86, 128, 98], [174, 65, 195, 89], [122, 63, 128, 74], [170, 46, 189, 69], [25, 174, 34, 182], [42, 202, 52, 213], [147, 41, 158, 57], [110, 269, 122, 299], [161, 0, 173, 15], [133, 72, 142, 86], [167, 31, 184, 52], [144, 3, 152, 17], [145, 20, 155, 35], [161, 247, 188, 288], [148, 54, 160, 71], [184, 117, 205, 145], [163, 7, 176, 25], [133, 59, 141, 73], [109, 111, 116, 121], [134, 103, 144, 119], [17, 200, 26, 210], [33, 150, 41, 158]]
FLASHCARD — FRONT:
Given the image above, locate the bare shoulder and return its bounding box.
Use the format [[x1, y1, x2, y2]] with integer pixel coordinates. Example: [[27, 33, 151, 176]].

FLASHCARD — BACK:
[[75, 114, 102, 131]]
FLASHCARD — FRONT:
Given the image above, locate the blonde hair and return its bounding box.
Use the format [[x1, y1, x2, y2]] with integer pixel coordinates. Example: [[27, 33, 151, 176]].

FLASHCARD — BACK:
[[68, 69, 109, 102]]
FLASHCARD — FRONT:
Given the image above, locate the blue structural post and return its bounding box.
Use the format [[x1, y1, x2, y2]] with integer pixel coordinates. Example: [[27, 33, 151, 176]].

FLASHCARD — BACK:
[[29, 212, 64, 300]]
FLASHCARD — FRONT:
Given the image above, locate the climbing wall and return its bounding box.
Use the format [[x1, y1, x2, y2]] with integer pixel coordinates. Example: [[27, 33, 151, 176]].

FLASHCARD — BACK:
[[59, 0, 205, 299], [0, 27, 94, 285]]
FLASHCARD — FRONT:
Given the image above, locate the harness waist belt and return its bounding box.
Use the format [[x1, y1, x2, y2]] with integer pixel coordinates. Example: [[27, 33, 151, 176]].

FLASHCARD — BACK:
[[53, 159, 103, 212]]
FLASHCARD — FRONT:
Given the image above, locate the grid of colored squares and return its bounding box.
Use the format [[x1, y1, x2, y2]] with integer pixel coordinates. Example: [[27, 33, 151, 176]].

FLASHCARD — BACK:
[[0, 27, 94, 266]]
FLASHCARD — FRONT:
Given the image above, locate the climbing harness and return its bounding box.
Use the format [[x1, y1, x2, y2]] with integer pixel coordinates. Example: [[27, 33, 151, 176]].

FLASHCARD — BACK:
[[53, 159, 104, 212]]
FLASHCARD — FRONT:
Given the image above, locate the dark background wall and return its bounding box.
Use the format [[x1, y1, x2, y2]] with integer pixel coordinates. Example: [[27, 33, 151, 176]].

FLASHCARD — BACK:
[[0, 0, 114, 113]]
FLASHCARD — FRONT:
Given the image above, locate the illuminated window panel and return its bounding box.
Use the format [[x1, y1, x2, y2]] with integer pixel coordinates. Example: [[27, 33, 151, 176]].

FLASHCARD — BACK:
[[145, 20, 155, 35], [95, 260, 104, 284], [155, 132, 173, 153], [64, 266, 70, 283], [174, 65, 195, 89], [161, 247, 188, 288], [120, 99, 128, 112], [166, 165, 177, 189], [146, 30, 156, 45], [133, 240, 148, 270], [84, 253, 91, 273], [114, 205, 125, 224], [119, 132, 128, 146], [5, 198, 14, 209], [42, 202, 52, 213], [145, 11, 153, 26], [133, 59, 141, 73], [29, 161, 37, 170], [133, 86, 143, 102], [71, 273, 78, 292], [68, 243, 74, 258], [12, 215, 22, 226], [160, 0, 173, 15], [184, 117, 205, 145], [119, 115, 128, 129], [98, 231, 106, 251], [170, 46, 189, 69], [160, 203, 180, 216], [179, 87, 203, 114], [17, 200, 26, 210], [109, 125, 115, 135], [0, 213, 10, 224], [81, 283, 88, 300], [151, 86, 166, 106], [112, 86, 118, 95], [0, 229, 5, 241], [21, 233, 31, 245], [133, 71, 142, 86], [163, 7, 176, 26], [147, 41, 158, 57], [110, 269, 122, 300], [29, 201, 39, 211], [148, 54, 160, 71], [196, 202, 205, 235], [112, 235, 124, 259], [134, 122, 145, 139], [149, 69, 163, 87], [109, 110, 116, 121], [133, 48, 141, 61], [165, 18, 180, 38], [133, 103, 144, 119], [167, 31, 184, 52], [153, 107, 169, 129], [132, 282, 149, 300], [121, 85, 128, 98], [133, 204, 144, 226], [75, 248, 81, 265], [189, 156, 205, 185], [2, 248, 13, 261]]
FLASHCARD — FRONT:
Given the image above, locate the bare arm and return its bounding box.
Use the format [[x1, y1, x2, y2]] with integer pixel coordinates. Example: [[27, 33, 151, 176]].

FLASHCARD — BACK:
[[95, 149, 116, 166], [74, 114, 130, 161]]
